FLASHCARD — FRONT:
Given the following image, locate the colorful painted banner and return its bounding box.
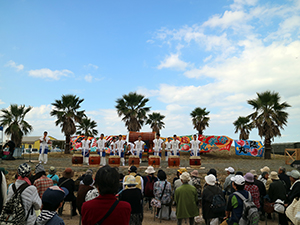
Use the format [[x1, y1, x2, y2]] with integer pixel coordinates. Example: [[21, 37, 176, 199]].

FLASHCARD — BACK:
[[70, 135, 127, 152], [234, 140, 264, 157], [161, 135, 233, 152], [198, 135, 233, 152]]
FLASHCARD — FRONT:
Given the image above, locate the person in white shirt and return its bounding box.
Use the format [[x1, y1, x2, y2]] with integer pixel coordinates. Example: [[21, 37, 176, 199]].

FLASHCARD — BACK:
[[97, 133, 107, 166], [81, 136, 91, 165], [39, 131, 51, 164], [165, 137, 172, 161], [126, 141, 135, 155], [153, 133, 163, 156], [190, 134, 200, 156], [134, 135, 145, 163], [116, 134, 126, 166], [171, 134, 180, 156], [110, 137, 117, 156]]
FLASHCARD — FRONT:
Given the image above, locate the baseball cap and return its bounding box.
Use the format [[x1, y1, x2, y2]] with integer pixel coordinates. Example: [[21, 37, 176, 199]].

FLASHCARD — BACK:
[[42, 186, 69, 207], [231, 175, 245, 185], [287, 170, 300, 179], [225, 167, 235, 173]]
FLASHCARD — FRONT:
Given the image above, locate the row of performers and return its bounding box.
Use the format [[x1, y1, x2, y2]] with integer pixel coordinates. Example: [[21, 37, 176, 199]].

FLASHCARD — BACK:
[[80, 134, 202, 166]]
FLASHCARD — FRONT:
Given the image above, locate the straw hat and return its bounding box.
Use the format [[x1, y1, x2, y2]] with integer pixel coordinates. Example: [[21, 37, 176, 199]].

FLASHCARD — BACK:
[[124, 175, 138, 185], [62, 168, 74, 179], [249, 170, 257, 177], [180, 172, 191, 182], [260, 166, 270, 173], [269, 171, 279, 180], [145, 166, 155, 174], [190, 170, 199, 177], [205, 174, 216, 186]]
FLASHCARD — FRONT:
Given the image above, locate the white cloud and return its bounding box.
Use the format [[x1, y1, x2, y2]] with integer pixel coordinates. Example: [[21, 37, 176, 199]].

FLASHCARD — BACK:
[[28, 68, 73, 80], [157, 53, 190, 71], [84, 63, 98, 70], [84, 74, 93, 82], [0, 99, 4, 105], [146, 40, 154, 44], [5, 60, 24, 71], [203, 55, 212, 62]]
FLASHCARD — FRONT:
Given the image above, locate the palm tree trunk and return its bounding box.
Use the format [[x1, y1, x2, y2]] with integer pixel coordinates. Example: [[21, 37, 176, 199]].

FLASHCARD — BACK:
[[264, 138, 271, 159], [65, 135, 70, 154]]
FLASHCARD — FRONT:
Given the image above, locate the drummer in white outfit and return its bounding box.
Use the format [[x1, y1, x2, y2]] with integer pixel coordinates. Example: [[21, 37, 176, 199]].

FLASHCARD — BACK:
[[81, 136, 91, 165], [39, 131, 51, 164], [116, 135, 126, 166], [153, 133, 163, 156], [164, 137, 172, 161], [97, 133, 107, 166], [134, 135, 145, 163], [171, 134, 180, 156], [110, 137, 117, 155], [190, 134, 200, 156]]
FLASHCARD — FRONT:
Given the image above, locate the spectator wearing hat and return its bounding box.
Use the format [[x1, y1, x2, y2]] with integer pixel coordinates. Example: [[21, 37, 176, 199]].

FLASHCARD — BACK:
[[258, 166, 272, 190], [173, 168, 186, 185], [81, 166, 131, 225], [244, 172, 260, 209], [175, 172, 199, 225], [249, 169, 266, 220], [33, 164, 53, 199], [30, 164, 48, 184], [0, 168, 7, 213], [285, 170, 300, 206], [143, 166, 158, 208], [154, 170, 172, 218], [278, 166, 291, 192], [58, 168, 77, 216], [174, 168, 193, 192], [119, 175, 143, 225], [224, 167, 235, 196], [47, 166, 59, 186], [123, 166, 143, 192], [224, 175, 250, 225], [74, 169, 93, 191], [202, 174, 224, 225], [190, 170, 201, 203], [7, 163, 41, 225], [76, 175, 95, 215], [268, 171, 288, 225], [204, 168, 221, 189], [35, 186, 68, 225]]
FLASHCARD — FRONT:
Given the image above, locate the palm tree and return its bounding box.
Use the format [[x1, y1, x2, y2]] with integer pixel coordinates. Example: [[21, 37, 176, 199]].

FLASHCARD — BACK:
[[76, 117, 98, 137], [247, 91, 291, 159], [0, 104, 33, 147], [233, 116, 253, 140], [115, 92, 150, 132], [190, 107, 210, 135], [50, 94, 85, 154], [146, 112, 165, 133]]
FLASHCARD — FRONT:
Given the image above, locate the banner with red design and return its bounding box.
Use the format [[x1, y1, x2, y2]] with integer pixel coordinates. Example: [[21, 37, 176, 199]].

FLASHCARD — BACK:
[[234, 140, 264, 157], [198, 135, 233, 152]]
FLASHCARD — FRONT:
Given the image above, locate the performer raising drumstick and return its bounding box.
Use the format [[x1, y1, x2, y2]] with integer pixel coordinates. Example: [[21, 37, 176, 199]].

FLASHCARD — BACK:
[[81, 135, 91, 165], [171, 134, 180, 156], [134, 135, 145, 163], [153, 133, 163, 156], [97, 133, 107, 166], [116, 134, 126, 166], [190, 134, 200, 156]]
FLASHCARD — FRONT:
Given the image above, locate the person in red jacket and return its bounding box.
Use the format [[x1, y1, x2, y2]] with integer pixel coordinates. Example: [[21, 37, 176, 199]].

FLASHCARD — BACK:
[[81, 165, 131, 225]]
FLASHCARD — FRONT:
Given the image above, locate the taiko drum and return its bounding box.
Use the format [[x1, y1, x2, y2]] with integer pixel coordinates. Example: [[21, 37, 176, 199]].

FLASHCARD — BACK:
[[128, 155, 140, 167], [109, 156, 120, 167], [168, 156, 180, 168], [189, 156, 201, 168], [72, 154, 83, 165], [148, 155, 160, 168], [89, 155, 100, 165]]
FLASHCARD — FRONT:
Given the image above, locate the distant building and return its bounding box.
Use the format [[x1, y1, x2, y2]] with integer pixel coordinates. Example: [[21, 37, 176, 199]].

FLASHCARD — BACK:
[[21, 136, 57, 150], [272, 142, 300, 155]]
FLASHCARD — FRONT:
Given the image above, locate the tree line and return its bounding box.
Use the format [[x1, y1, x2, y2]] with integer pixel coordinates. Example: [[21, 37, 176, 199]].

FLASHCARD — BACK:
[[0, 91, 291, 159]]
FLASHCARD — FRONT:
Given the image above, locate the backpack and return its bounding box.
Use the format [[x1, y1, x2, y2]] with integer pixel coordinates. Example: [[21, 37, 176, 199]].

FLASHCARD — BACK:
[[144, 176, 155, 197], [210, 193, 226, 215], [0, 183, 32, 225], [234, 191, 260, 225]]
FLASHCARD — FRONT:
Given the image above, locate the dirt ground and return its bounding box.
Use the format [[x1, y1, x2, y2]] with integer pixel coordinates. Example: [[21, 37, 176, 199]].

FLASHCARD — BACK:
[[0, 148, 289, 224]]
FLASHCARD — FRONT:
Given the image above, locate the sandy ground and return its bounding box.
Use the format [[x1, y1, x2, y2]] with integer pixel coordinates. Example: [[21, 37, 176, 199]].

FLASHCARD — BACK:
[[0, 148, 289, 224]]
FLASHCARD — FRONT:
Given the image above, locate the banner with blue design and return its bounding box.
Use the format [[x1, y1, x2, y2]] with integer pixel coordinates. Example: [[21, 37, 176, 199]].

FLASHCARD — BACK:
[[234, 140, 264, 157]]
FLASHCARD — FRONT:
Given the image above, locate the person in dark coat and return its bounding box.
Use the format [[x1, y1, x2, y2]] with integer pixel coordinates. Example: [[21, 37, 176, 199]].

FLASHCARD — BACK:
[[76, 175, 94, 215], [202, 174, 224, 225], [58, 168, 77, 216], [285, 170, 300, 205], [278, 167, 291, 192], [143, 166, 158, 209], [3, 140, 15, 159]]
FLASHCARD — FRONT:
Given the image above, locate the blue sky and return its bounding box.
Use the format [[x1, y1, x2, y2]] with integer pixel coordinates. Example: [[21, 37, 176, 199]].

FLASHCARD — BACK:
[[1, 0, 300, 143]]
